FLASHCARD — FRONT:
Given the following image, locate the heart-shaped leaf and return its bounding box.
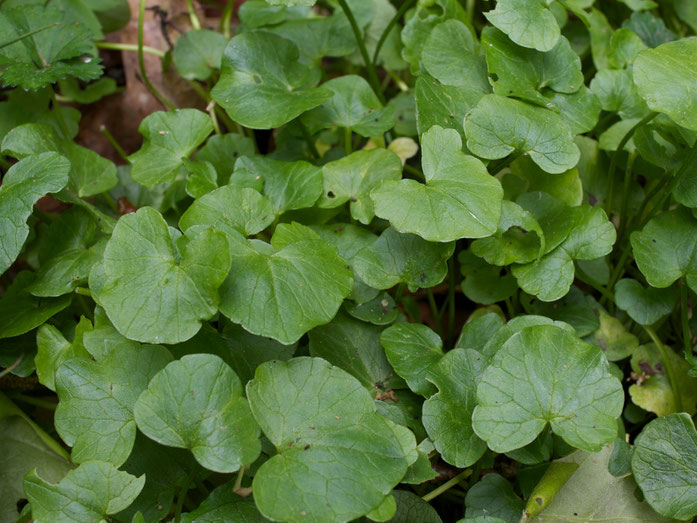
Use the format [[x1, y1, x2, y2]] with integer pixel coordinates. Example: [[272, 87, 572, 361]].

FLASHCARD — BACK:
[[0, 152, 69, 276], [472, 324, 624, 453], [632, 413, 697, 520], [465, 94, 580, 174], [97, 207, 231, 344], [212, 32, 331, 129], [246, 357, 417, 522], [172, 29, 227, 81], [134, 354, 261, 473], [615, 278, 678, 325], [372, 126, 503, 242]]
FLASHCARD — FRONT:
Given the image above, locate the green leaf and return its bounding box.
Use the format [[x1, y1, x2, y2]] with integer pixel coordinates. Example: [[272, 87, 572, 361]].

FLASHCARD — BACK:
[[179, 185, 275, 238], [380, 323, 443, 396], [586, 310, 639, 362], [318, 149, 402, 224], [372, 126, 503, 242], [246, 357, 417, 522], [484, 0, 561, 52], [530, 444, 670, 522], [212, 32, 331, 129], [181, 482, 268, 522], [400, 0, 469, 74], [460, 250, 518, 305], [629, 343, 697, 416], [545, 87, 602, 135], [471, 200, 545, 266], [389, 491, 442, 523], [353, 226, 455, 291], [344, 292, 399, 325], [195, 133, 256, 184], [421, 20, 489, 93], [349, 0, 406, 69], [615, 278, 678, 325], [456, 312, 505, 353], [507, 156, 583, 207], [623, 11, 677, 48], [0, 152, 69, 276], [521, 286, 600, 337], [423, 348, 489, 467], [2, 122, 117, 197], [302, 75, 394, 137], [465, 473, 524, 522], [58, 76, 117, 104], [127, 109, 213, 187], [0, 6, 102, 89], [218, 225, 353, 344], [632, 413, 697, 521], [0, 271, 72, 339], [472, 325, 624, 453], [27, 208, 103, 297], [631, 208, 697, 293], [482, 27, 583, 107], [465, 94, 580, 174], [35, 318, 92, 391], [232, 155, 322, 213], [24, 461, 145, 523], [0, 87, 80, 142], [309, 311, 403, 390], [633, 39, 697, 131], [97, 207, 231, 344], [133, 354, 261, 473], [184, 159, 218, 199], [0, 416, 72, 523], [173, 29, 227, 81], [415, 75, 485, 142], [590, 69, 648, 120], [54, 341, 172, 467]]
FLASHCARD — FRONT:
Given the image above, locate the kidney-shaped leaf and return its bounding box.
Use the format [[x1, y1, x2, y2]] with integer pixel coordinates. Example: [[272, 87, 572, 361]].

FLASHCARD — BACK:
[[172, 29, 227, 81], [55, 343, 172, 467], [211, 32, 331, 129], [615, 278, 678, 326], [631, 208, 697, 293], [247, 357, 417, 522], [134, 354, 261, 473], [465, 94, 580, 174], [0, 152, 69, 276], [632, 413, 697, 521], [127, 109, 213, 187], [472, 325, 624, 453], [423, 349, 489, 468], [219, 227, 354, 344], [484, 0, 561, 52], [353, 226, 455, 291], [24, 461, 145, 523], [372, 126, 503, 242], [633, 39, 697, 131], [98, 207, 231, 344]]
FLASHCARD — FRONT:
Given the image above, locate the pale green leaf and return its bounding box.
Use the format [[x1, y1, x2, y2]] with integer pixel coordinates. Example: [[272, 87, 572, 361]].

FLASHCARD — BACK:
[[484, 0, 561, 52], [173, 29, 227, 81], [615, 278, 678, 325], [586, 310, 639, 362], [35, 318, 91, 391]]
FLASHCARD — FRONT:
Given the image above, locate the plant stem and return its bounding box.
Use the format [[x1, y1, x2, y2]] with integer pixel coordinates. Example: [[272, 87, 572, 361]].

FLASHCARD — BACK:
[[605, 112, 657, 216], [427, 288, 441, 335], [345, 126, 352, 155], [174, 470, 194, 523], [75, 287, 92, 297], [100, 125, 129, 161], [0, 22, 59, 49], [8, 393, 57, 411], [681, 279, 696, 365], [299, 120, 320, 159], [393, 282, 406, 305], [207, 101, 222, 135], [616, 151, 637, 245], [422, 469, 472, 502], [372, 0, 416, 66], [220, 0, 234, 39], [336, 0, 385, 104], [403, 163, 424, 180], [0, 355, 23, 379], [138, 0, 175, 110], [643, 325, 683, 413], [185, 0, 202, 30], [234, 465, 246, 491], [96, 41, 165, 58]]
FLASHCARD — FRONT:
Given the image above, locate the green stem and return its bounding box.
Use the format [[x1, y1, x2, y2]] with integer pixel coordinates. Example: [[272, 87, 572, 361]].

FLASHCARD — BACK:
[[0, 22, 58, 49], [96, 41, 165, 58], [403, 163, 424, 180], [489, 152, 521, 176], [0, 355, 22, 379], [336, 0, 385, 104], [138, 0, 175, 110], [234, 466, 246, 491], [393, 282, 406, 305], [605, 112, 657, 216], [75, 287, 92, 297], [299, 120, 320, 159], [220, 0, 234, 39], [600, 246, 631, 306], [185, 0, 202, 30], [8, 393, 57, 411], [681, 279, 696, 365], [422, 469, 472, 502], [100, 125, 129, 161], [447, 255, 456, 344], [208, 101, 222, 135], [174, 470, 194, 523], [643, 325, 683, 412], [372, 0, 416, 66], [427, 289, 441, 335], [345, 126, 352, 155], [384, 67, 408, 92]]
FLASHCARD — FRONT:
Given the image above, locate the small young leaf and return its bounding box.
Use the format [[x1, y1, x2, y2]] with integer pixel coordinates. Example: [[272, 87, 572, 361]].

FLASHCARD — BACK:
[[134, 354, 261, 473], [24, 461, 145, 523], [632, 413, 697, 520], [586, 310, 639, 361], [472, 325, 624, 453]]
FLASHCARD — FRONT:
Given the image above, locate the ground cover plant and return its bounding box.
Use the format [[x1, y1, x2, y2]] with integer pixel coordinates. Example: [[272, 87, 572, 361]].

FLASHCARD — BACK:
[[1, 0, 697, 520]]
